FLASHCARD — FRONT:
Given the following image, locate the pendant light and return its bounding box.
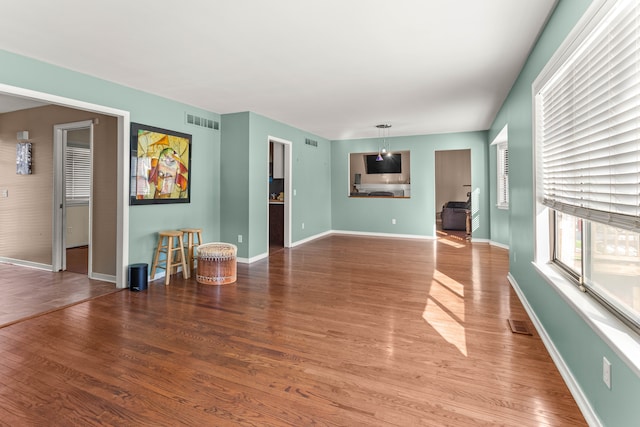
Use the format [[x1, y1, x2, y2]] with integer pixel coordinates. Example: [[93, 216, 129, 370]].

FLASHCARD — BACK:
[[376, 124, 392, 161]]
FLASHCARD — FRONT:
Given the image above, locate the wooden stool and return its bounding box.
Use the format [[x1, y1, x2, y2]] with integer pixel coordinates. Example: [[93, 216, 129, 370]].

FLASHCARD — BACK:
[[180, 228, 203, 275], [150, 230, 189, 285]]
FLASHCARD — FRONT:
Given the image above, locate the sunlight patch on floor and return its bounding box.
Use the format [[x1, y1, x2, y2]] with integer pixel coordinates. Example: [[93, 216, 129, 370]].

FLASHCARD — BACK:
[[422, 269, 467, 356], [438, 238, 466, 249]]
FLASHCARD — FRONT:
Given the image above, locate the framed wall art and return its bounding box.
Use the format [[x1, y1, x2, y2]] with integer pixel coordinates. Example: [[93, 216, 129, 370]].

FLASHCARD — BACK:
[[16, 142, 32, 175], [130, 123, 192, 205]]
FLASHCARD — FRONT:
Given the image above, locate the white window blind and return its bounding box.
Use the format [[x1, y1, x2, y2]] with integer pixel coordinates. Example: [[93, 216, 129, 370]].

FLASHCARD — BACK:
[[65, 145, 91, 204], [537, 0, 640, 232], [497, 142, 509, 208]]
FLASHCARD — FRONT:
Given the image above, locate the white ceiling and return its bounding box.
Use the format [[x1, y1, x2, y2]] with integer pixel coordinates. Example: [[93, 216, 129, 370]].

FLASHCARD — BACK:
[[0, 0, 556, 140], [0, 93, 47, 114]]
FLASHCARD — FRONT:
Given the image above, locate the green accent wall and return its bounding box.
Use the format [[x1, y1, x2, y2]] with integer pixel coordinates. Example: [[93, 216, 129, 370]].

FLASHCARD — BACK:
[[0, 49, 221, 269], [331, 131, 489, 239], [489, 1, 640, 425], [220, 112, 332, 259], [220, 113, 251, 257]]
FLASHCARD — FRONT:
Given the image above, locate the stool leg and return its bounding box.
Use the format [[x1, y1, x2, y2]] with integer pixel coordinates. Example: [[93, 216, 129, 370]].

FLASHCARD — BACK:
[[178, 235, 189, 279], [194, 231, 203, 271], [186, 232, 194, 274], [150, 235, 164, 280], [165, 236, 174, 286]]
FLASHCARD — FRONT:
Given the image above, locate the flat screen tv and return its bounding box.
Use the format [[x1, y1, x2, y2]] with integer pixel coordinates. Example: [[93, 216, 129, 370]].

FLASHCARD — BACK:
[[365, 154, 402, 174]]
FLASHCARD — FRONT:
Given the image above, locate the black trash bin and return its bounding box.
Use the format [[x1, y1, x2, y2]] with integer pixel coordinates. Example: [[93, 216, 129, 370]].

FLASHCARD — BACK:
[[128, 263, 148, 291]]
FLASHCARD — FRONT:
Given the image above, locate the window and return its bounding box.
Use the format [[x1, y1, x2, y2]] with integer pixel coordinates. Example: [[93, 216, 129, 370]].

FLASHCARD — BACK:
[[492, 125, 509, 209], [496, 142, 509, 209], [65, 144, 91, 205], [534, 0, 640, 330]]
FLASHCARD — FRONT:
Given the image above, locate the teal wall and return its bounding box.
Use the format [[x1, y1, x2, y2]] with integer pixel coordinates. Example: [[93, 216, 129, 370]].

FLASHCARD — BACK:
[[488, 1, 640, 426], [331, 131, 489, 239], [220, 112, 332, 259], [0, 49, 220, 270], [220, 113, 251, 256]]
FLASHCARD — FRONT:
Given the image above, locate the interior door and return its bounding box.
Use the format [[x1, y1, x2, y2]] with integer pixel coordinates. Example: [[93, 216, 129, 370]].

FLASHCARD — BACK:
[[53, 120, 94, 274]]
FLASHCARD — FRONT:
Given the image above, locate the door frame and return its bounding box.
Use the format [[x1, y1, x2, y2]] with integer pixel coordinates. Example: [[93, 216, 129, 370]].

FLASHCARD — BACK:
[[434, 148, 472, 236], [0, 83, 130, 288], [267, 136, 292, 249], [53, 120, 94, 275]]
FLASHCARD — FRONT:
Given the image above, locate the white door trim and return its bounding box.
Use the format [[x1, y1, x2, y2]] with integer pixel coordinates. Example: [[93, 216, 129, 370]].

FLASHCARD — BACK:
[[0, 83, 130, 288]]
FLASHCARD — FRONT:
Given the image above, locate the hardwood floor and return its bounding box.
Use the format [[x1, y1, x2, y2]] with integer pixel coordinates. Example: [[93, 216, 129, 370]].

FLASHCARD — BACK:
[[0, 235, 586, 426], [0, 263, 118, 328], [66, 245, 89, 275]]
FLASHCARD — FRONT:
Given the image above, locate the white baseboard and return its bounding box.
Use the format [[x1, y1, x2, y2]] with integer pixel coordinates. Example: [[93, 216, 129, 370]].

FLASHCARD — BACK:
[[469, 237, 490, 244], [489, 240, 509, 250], [90, 272, 116, 284], [331, 229, 435, 240], [507, 273, 601, 427], [290, 230, 333, 247], [0, 257, 52, 271], [237, 252, 269, 264]]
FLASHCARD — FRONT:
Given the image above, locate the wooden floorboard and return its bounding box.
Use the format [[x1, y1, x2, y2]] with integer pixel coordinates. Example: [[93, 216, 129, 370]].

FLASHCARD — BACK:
[[0, 235, 586, 426], [0, 263, 119, 328], [66, 245, 89, 275]]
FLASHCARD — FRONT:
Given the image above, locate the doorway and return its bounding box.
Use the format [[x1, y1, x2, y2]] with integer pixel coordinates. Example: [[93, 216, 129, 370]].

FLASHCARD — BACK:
[[267, 137, 292, 253], [53, 121, 93, 275], [0, 84, 129, 288], [435, 149, 471, 238]]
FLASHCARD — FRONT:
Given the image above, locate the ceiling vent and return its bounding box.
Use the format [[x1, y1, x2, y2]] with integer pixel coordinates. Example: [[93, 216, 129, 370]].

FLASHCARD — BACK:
[[305, 138, 318, 147], [185, 113, 219, 130]]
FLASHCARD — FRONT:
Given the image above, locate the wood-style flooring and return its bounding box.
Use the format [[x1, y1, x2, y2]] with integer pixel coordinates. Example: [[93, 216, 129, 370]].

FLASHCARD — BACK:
[[66, 245, 89, 275], [0, 235, 586, 426], [0, 263, 118, 328]]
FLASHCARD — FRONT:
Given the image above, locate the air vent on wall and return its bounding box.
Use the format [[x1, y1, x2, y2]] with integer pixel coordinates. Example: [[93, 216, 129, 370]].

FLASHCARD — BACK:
[[185, 113, 219, 130], [305, 138, 318, 147]]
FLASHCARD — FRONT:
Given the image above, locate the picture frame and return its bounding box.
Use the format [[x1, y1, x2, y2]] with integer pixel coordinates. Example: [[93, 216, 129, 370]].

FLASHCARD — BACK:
[[130, 122, 192, 205]]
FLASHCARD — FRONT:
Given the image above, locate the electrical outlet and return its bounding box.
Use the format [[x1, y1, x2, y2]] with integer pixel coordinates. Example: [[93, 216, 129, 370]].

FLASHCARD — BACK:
[[238, 235, 243, 243], [0, 189, 8, 198], [392, 218, 396, 225], [603, 356, 611, 389]]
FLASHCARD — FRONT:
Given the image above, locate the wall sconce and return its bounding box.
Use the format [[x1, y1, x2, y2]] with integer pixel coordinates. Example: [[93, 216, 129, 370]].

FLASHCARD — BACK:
[[16, 130, 32, 175]]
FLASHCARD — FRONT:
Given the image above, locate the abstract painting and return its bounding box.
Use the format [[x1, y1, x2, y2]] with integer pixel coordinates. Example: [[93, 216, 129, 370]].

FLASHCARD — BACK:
[[130, 123, 191, 205]]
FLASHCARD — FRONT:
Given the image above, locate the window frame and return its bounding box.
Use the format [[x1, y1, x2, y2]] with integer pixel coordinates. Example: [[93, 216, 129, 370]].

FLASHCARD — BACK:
[[496, 141, 509, 210], [491, 124, 509, 210]]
